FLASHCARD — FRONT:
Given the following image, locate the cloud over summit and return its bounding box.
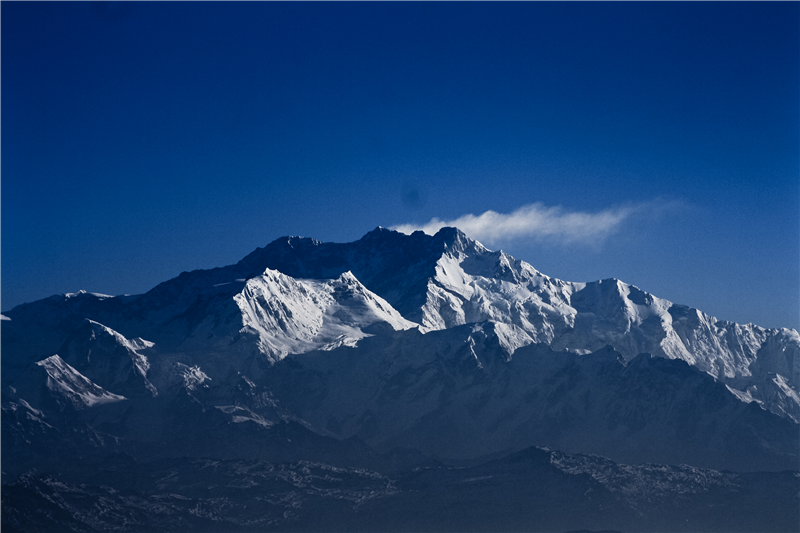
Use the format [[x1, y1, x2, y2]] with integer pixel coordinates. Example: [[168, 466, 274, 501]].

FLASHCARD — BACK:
[[391, 202, 642, 246]]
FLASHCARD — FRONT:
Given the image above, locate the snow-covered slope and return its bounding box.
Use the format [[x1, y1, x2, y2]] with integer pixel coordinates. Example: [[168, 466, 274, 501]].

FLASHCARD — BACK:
[[166, 268, 419, 366], [262, 323, 799, 472], [233, 269, 419, 362], [34, 355, 126, 410], [387, 229, 799, 421], [59, 319, 157, 397]]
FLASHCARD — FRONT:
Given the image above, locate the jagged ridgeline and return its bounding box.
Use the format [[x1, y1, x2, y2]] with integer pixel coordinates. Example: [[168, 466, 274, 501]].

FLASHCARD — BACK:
[[3, 227, 799, 532]]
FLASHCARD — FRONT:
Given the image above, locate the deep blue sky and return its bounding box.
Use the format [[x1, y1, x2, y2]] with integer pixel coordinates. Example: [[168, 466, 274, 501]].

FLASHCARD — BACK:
[[3, 2, 798, 330]]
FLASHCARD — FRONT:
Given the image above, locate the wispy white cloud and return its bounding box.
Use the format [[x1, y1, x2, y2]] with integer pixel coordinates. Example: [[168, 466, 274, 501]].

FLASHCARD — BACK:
[[391, 202, 664, 246]]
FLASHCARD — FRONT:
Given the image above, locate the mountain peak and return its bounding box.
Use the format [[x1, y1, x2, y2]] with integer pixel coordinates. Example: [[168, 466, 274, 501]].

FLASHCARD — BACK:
[[432, 226, 462, 247], [433, 226, 465, 240], [431, 226, 488, 256]]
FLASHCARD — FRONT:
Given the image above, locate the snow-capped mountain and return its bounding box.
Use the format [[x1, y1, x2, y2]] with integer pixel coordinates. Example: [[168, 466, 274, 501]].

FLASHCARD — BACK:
[[260, 323, 798, 472], [2, 226, 798, 532], [401, 229, 799, 423], [232, 269, 418, 361], [191, 227, 799, 423], [11, 226, 793, 419]]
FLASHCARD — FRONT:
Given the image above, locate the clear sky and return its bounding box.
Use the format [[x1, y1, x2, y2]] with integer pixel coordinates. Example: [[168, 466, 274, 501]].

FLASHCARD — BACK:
[[3, 2, 798, 330]]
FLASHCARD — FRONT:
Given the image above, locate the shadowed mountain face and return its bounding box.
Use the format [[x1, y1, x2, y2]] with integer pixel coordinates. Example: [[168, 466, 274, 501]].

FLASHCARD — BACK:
[[2, 227, 798, 532], [261, 326, 798, 472]]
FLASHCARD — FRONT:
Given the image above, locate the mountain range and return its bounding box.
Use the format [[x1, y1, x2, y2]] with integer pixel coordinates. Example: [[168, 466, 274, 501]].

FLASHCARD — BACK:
[[3, 227, 798, 532]]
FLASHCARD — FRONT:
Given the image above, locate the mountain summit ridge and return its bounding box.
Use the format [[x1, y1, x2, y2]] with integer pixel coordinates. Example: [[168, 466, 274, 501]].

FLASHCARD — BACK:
[[3, 226, 798, 424]]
